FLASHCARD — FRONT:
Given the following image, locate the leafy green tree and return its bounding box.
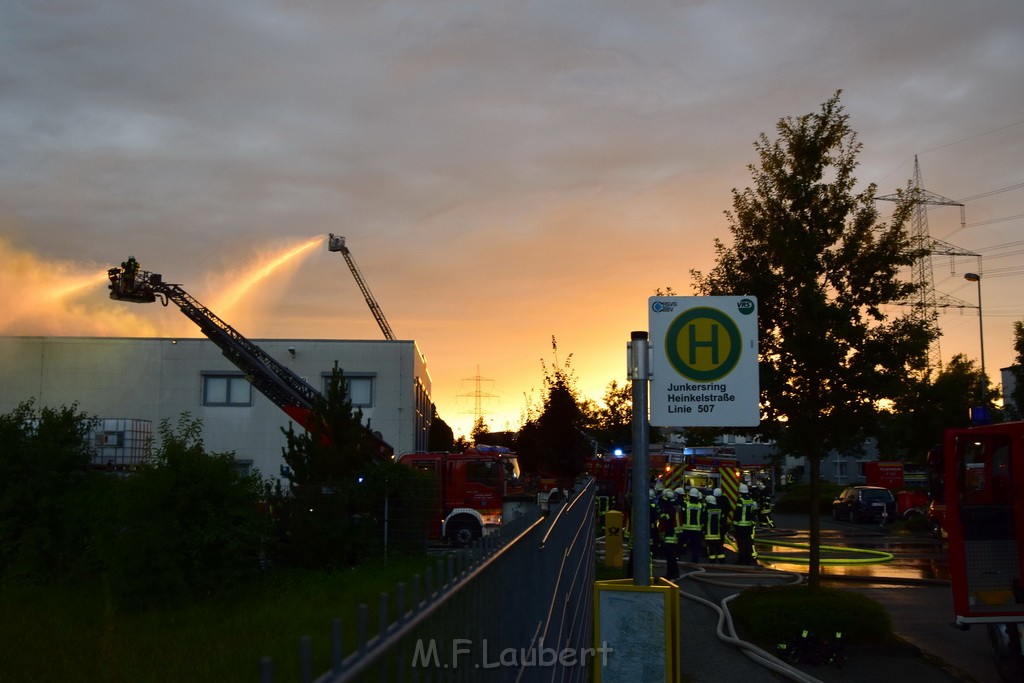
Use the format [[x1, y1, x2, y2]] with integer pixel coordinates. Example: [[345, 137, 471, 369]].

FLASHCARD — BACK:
[[427, 405, 456, 452], [471, 416, 489, 443], [110, 413, 268, 608], [691, 92, 935, 586], [1008, 321, 1024, 420], [280, 364, 380, 490], [514, 340, 592, 483], [582, 380, 664, 452], [273, 365, 406, 568], [587, 380, 632, 448], [0, 400, 99, 581], [878, 354, 994, 458]]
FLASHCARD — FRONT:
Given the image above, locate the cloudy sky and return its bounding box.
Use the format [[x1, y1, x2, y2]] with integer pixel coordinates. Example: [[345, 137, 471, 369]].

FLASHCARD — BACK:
[[2, 0, 1023, 438]]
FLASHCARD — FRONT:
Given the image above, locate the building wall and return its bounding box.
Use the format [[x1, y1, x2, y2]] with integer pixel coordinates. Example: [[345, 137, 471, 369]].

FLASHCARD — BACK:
[[0, 336, 431, 478]]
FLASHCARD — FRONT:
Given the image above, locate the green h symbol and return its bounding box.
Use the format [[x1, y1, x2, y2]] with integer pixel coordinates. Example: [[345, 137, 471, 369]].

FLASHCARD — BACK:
[[687, 323, 719, 364]]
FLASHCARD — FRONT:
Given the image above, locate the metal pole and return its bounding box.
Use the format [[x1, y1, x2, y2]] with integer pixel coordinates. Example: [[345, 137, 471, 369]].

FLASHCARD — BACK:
[[629, 331, 651, 586], [964, 273, 987, 402]]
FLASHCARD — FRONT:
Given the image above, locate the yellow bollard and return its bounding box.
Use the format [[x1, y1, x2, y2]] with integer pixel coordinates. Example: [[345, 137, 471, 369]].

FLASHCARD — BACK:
[[604, 510, 624, 568]]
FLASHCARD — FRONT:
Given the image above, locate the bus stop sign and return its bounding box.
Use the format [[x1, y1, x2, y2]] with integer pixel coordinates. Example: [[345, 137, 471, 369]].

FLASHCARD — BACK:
[[648, 296, 759, 427]]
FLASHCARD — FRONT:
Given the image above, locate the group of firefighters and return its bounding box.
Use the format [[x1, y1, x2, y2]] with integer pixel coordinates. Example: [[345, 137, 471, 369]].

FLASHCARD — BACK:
[[623, 479, 775, 580]]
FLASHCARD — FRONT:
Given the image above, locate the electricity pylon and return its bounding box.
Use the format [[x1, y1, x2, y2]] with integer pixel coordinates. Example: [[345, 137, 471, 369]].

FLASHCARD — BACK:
[[876, 156, 978, 371]]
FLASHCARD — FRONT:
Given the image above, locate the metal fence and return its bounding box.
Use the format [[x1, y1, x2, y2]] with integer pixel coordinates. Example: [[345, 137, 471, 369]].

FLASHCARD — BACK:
[[261, 478, 597, 683]]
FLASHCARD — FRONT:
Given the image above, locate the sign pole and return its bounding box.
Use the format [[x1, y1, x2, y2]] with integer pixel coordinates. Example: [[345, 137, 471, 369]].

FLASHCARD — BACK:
[[629, 330, 651, 586]]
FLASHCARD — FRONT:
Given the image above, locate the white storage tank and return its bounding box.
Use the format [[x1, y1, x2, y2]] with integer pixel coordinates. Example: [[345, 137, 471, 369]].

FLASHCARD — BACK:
[[90, 418, 152, 469]]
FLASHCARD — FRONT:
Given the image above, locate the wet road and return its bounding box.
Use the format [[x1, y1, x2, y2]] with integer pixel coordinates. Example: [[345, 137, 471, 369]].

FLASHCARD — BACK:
[[764, 512, 1007, 682], [759, 512, 949, 584]]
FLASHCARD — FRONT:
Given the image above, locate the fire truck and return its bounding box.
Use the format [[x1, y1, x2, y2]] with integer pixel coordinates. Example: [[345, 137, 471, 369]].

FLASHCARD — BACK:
[[588, 446, 744, 514], [397, 445, 522, 547], [939, 421, 1024, 676]]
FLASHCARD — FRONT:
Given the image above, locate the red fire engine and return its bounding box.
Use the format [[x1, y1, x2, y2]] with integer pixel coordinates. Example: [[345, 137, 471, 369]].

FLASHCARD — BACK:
[[588, 446, 744, 513], [397, 446, 522, 547], [940, 421, 1024, 675]]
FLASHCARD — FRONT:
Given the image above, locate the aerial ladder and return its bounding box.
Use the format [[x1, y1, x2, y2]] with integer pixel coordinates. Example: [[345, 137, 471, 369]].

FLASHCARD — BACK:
[[327, 234, 396, 340], [106, 256, 393, 458]]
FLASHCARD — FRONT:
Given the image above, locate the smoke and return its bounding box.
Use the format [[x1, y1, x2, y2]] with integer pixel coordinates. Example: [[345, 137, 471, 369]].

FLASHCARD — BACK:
[[0, 238, 165, 337], [0, 235, 332, 340]]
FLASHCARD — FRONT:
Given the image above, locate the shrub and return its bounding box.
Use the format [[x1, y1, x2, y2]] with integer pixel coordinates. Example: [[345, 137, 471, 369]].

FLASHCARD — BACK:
[[0, 400, 99, 581], [731, 584, 896, 647], [109, 414, 268, 608]]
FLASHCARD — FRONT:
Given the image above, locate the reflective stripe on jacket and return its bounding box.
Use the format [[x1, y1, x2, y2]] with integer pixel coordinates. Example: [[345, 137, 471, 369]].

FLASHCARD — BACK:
[[734, 496, 757, 526], [704, 507, 723, 539]]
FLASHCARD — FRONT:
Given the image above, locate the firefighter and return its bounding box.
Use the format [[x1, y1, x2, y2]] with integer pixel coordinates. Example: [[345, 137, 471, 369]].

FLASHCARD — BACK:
[[756, 481, 775, 529], [678, 488, 705, 564], [714, 486, 734, 526], [733, 484, 759, 565], [704, 494, 726, 563], [659, 488, 680, 580]]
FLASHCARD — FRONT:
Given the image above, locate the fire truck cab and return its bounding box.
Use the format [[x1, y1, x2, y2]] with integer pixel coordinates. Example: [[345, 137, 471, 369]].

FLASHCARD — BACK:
[[397, 447, 521, 547]]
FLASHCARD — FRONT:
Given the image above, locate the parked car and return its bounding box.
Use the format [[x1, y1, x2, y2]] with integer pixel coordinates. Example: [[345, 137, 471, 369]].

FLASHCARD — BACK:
[[832, 485, 896, 524]]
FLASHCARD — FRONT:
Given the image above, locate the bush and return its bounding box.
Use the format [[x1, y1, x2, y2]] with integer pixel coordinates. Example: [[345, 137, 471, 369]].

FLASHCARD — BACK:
[[731, 584, 896, 648], [108, 414, 268, 608], [0, 400, 99, 581], [269, 460, 436, 569]]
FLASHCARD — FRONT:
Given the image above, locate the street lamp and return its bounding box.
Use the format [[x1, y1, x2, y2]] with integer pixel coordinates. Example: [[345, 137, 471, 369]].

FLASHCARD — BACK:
[[963, 272, 986, 403]]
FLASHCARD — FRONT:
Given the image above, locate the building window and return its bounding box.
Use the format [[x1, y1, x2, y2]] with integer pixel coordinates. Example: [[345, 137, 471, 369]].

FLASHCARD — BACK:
[[324, 373, 374, 407], [203, 373, 252, 406], [835, 460, 848, 482]]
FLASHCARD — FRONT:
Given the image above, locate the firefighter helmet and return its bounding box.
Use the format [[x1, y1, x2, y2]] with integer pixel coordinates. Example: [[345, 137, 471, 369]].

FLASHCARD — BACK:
[[739, 484, 749, 494], [707, 495, 717, 505], [713, 487, 722, 497], [662, 489, 676, 501], [689, 488, 701, 499], [674, 487, 686, 498]]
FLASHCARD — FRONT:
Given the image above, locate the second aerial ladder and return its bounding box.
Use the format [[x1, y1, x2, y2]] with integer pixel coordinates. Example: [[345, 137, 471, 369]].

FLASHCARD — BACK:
[[327, 234, 396, 340]]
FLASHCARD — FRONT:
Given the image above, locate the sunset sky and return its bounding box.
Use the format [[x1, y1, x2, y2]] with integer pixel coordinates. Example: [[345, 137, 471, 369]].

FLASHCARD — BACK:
[[2, 0, 1022, 438]]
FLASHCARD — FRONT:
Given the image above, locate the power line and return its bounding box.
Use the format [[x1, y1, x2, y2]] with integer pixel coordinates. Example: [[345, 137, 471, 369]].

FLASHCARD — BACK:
[[921, 119, 1024, 156], [959, 182, 1024, 203], [965, 213, 1024, 229]]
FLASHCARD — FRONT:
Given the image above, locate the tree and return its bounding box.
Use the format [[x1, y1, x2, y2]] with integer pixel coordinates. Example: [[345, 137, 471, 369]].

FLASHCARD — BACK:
[[691, 92, 935, 586], [514, 339, 592, 483], [427, 405, 456, 452], [0, 400, 99, 581], [584, 380, 632, 449], [274, 365, 388, 568], [111, 413, 268, 607], [280, 364, 380, 490], [877, 354, 993, 458], [1008, 321, 1024, 420], [471, 416, 489, 442]]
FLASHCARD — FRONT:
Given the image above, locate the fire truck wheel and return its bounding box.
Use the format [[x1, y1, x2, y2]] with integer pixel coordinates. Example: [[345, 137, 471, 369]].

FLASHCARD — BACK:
[[447, 518, 480, 548], [988, 623, 1024, 682]]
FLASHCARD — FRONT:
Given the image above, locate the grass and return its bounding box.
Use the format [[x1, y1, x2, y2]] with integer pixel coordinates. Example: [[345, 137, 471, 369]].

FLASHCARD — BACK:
[[0, 555, 438, 683]]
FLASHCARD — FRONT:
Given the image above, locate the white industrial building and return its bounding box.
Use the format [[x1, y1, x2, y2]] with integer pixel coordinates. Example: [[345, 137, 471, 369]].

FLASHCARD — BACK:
[[0, 336, 433, 478]]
